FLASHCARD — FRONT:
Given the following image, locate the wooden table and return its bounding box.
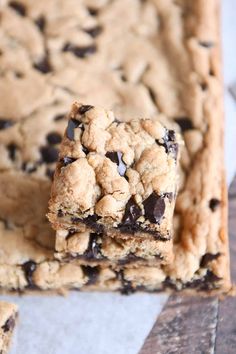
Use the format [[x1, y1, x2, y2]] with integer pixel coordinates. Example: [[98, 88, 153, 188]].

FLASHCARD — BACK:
[[140, 177, 236, 354]]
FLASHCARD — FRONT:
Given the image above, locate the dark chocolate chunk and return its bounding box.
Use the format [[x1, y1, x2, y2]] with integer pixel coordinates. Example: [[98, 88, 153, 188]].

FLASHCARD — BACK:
[[0, 119, 14, 130], [40, 146, 58, 163], [122, 197, 142, 225], [35, 16, 46, 32], [81, 265, 99, 285], [156, 129, 178, 159], [82, 145, 89, 155], [71, 214, 104, 233], [143, 192, 165, 224], [2, 316, 16, 333], [66, 118, 81, 140], [185, 270, 221, 291], [22, 260, 37, 288], [87, 7, 99, 16], [57, 210, 64, 217], [54, 114, 66, 121], [33, 57, 52, 74], [63, 43, 97, 58], [9, 1, 26, 16], [61, 157, 76, 166], [7, 143, 17, 161], [84, 25, 103, 38], [105, 151, 127, 176], [84, 233, 102, 259], [174, 117, 194, 132], [117, 270, 135, 295], [209, 198, 221, 212], [46, 132, 62, 145], [200, 253, 221, 268], [78, 105, 94, 115], [199, 41, 215, 48]]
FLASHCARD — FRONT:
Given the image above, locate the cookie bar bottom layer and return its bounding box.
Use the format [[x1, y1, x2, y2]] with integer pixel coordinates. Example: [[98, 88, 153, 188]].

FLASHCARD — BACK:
[[54, 229, 173, 265], [0, 302, 18, 354]]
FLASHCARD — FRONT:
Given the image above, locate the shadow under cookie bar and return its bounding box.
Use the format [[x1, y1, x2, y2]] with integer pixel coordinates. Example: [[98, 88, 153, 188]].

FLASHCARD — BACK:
[[48, 103, 180, 263], [54, 229, 173, 265], [0, 302, 18, 354]]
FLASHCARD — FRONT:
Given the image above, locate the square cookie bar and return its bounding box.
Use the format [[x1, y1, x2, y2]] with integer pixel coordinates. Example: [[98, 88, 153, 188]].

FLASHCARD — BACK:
[[48, 103, 180, 263], [0, 302, 18, 354]]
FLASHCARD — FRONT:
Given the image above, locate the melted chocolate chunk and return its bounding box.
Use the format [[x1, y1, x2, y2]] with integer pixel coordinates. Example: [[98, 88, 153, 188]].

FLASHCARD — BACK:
[[54, 114, 65, 121], [22, 260, 37, 288], [84, 25, 103, 38], [46, 132, 62, 145], [156, 129, 178, 159], [71, 215, 104, 233], [78, 105, 94, 115], [82, 265, 99, 285], [105, 151, 127, 176], [185, 270, 221, 291], [33, 57, 52, 74], [0, 119, 14, 130], [117, 270, 135, 295], [66, 118, 81, 140], [199, 41, 215, 48], [40, 146, 58, 163], [209, 198, 221, 212], [143, 192, 165, 224], [174, 117, 194, 132], [122, 197, 142, 225], [61, 157, 76, 166], [63, 43, 97, 58], [35, 16, 46, 32], [84, 233, 102, 259], [200, 253, 221, 268], [7, 143, 17, 161], [9, 1, 26, 16], [2, 316, 16, 333]]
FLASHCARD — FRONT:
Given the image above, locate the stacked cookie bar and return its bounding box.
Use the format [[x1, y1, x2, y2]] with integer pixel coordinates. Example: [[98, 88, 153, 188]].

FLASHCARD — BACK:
[[48, 103, 180, 266], [0, 0, 231, 294]]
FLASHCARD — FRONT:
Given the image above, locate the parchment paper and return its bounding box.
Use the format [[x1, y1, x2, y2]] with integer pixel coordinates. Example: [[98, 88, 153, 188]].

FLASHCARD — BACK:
[[1, 1, 236, 353]]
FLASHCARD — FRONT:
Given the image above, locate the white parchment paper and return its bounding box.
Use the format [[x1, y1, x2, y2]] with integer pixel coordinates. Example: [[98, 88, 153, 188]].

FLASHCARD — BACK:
[[1, 1, 236, 353]]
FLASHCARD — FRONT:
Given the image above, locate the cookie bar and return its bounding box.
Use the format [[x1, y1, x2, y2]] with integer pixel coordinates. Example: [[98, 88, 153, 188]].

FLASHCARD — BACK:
[[0, 302, 18, 354], [48, 103, 180, 264], [0, 0, 231, 294]]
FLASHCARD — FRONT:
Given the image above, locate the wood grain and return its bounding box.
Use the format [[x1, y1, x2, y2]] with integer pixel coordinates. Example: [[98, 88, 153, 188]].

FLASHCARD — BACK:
[[140, 176, 236, 354]]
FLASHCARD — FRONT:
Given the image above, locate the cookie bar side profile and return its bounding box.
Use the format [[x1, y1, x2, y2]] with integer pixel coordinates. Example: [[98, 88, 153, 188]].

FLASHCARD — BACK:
[[48, 102, 180, 243], [0, 302, 18, 354]]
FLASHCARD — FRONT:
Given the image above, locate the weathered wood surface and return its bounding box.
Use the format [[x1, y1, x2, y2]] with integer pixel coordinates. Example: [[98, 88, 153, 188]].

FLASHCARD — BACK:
[[140, 176, 236, 354]]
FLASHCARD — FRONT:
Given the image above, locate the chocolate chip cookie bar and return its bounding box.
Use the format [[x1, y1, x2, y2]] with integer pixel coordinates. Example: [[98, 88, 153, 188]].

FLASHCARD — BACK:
[[0, 0, 231, 294], [48, 103, 180, 263], [0, 302, 18, 354]]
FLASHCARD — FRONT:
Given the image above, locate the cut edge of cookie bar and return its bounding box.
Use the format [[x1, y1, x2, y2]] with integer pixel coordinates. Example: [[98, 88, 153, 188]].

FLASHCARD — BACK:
[[0, 301, 18, 354]]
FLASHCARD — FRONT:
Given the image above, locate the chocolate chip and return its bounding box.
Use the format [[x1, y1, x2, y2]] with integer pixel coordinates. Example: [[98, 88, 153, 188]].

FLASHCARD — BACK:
[[78, 105, 94, 115], [143, 192, 165, 224], [54, 114, 66, 121], [209, 198, 221, 212], [122, 197, 142, 225], [87, 7, 99, 16], [0, 119, 14, 130], [66, 118, 81, 140], [35, 16, 46, 32], [174, 117, 194, 132], [84, 233, 102, 259], [156, 129, 178, 159], [2, 316, 16, 333], [71, 214, 104, 233], [61, 157, 76, 166], [63, 43, 97, 58], [57, 210, 64, 217], [46, 132, 62, 145], [33, 57, 52, 74], [199, 41, 215, 48], [9, 1, 26, 16], [200, 253, 221, 268], [84, 25, 103, 38], [82, 145, 89, 155], [22, 260, 37, 288], [7, 143, 17, 161], [117, 270, 135, 295], [81, 265, 99, 285], [105, 151, 127, 176], [40, 146, 58, 163]]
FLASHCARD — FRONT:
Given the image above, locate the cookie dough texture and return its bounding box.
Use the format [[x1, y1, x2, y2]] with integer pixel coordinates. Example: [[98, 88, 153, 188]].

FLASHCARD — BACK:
[[0, 0, 231, 293], [0, 302, 18, 354]]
